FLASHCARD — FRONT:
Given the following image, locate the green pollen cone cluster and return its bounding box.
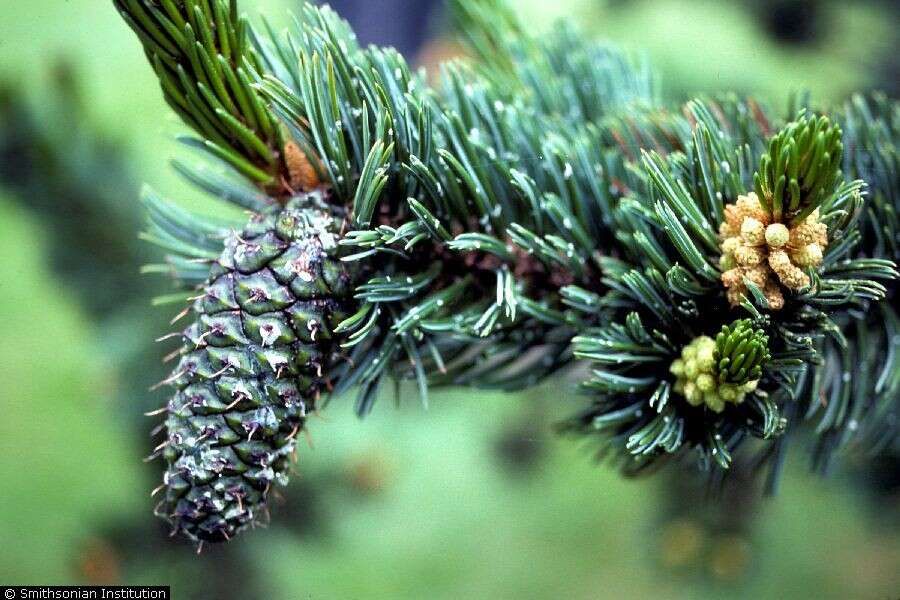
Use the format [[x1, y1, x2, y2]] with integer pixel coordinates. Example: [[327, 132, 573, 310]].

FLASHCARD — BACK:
[[670, 321, 770, 413], [157, 192, 357, 542]]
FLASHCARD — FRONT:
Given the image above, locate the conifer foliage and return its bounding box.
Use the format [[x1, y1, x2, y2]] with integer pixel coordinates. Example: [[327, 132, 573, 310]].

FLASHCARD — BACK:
[[114, 0, 899, 543]]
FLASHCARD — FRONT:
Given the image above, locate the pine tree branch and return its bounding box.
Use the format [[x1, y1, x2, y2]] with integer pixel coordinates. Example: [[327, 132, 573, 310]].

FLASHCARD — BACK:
[[107, 0, 900, 542], [114, 0, 285, 189]]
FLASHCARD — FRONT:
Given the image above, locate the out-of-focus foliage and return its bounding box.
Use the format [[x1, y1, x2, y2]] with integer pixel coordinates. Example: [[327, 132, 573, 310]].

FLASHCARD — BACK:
[[0, 198, 142, 581], [0, 63, 144, 316], [514, 0, 897, 105]]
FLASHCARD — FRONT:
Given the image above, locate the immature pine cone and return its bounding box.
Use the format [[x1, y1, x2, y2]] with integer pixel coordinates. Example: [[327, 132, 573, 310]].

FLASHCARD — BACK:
[[154, 191, 356, 543]]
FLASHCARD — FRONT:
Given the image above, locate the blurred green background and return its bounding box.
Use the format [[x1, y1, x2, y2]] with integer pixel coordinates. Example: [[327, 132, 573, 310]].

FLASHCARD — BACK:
[[0, 1, 897, 598]]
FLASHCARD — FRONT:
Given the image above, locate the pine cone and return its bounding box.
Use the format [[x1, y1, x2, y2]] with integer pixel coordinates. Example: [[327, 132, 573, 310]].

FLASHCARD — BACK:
[[155, 191, 356, 542]]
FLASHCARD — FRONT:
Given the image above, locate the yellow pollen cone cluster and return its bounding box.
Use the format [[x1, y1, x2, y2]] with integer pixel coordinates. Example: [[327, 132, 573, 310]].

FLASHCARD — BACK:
[[719, 192, 827, 310], [669, 336, 758, 413]]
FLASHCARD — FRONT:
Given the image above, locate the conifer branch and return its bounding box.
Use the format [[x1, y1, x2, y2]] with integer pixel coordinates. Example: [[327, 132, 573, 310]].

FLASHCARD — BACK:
[[114, 0, 285, 188], [108, 0, 900, 542]]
